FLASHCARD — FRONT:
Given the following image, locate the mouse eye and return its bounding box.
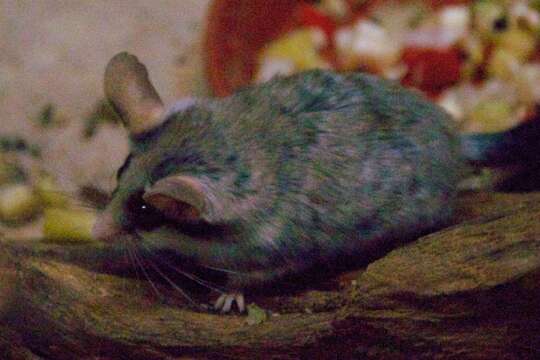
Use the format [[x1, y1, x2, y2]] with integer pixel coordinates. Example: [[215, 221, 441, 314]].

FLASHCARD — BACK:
[[125, 193, 163, 230]]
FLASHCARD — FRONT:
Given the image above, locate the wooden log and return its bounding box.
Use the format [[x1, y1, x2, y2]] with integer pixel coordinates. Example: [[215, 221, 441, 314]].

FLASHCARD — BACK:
[[1, 192, 539, 359]]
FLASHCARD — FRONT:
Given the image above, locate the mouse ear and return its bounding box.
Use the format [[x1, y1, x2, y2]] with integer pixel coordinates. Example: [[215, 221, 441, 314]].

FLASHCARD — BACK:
[[142, 175, 207, 222], [104, 52, 165, 136]]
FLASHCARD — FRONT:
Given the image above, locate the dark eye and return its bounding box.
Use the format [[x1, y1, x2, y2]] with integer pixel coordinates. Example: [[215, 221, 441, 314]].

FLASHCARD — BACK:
[[125, 192, 163, 230]]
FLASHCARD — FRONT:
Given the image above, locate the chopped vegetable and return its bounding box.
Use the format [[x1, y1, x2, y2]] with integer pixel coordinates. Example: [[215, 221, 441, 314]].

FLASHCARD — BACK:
[[467, 100, 516, 133], [83, 99, 122, 139], [246, 304, 268, 325], [487, 47, 520, 79], [493, 27, 537, 61], [35, 103, 56, 128], [515, 63, 540, 103], [256, 0, 540, 134], [401, 45, 463, 93], [0, 136, 41, 157], [438, 89, 465, 121], [0, 157, 27, 185], [460, 34, 485, 78], [511, 1, 540, 32], [256, 58, 296, 84], [335, 20, 401, 72], [296, 3, 337, 38], [439, 5, 471, 40], [473, 0, 508, 38], [0, 184, 42, 224], [43, 207, 97, 243], [317, 0, 350, 21], [34, 174, 70, 208], [258, 28, 330, 81]]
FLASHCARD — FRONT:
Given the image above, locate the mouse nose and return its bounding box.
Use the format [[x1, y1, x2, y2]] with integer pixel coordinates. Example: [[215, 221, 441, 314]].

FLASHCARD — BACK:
[[92, 208, 124, 243]]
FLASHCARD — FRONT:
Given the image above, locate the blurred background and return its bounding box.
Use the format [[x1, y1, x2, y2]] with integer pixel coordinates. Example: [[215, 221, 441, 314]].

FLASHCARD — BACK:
[[0, 1, 210, 238], [0, 0, 210, 192]]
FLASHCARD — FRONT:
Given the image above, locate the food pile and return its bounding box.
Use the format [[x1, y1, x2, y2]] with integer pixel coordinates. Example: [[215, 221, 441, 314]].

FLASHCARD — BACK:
[[256, 0, 540, 133], [0, 103, 120, 243]]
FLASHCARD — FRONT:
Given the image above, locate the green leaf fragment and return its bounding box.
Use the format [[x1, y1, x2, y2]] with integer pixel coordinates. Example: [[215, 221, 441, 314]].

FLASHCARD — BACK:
[[246, 303, 268, 325]]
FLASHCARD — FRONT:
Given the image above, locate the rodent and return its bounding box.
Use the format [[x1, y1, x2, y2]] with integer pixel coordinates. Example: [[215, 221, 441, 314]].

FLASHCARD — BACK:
[[92, 52, 462, 312]]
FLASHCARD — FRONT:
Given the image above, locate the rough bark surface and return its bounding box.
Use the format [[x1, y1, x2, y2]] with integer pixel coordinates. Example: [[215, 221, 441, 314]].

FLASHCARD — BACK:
[[1, 191, 539, 359]]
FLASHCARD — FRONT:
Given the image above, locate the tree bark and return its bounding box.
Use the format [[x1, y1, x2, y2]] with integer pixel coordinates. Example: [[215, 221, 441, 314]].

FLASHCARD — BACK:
[[1, 192, 539, 359]]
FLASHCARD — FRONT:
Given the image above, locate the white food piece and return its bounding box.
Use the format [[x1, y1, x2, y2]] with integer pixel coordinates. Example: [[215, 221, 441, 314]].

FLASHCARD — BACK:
[[0, 184, 41, 222], [255, 58, 296, 83], [510, 1, 540, 30], [382, 64, 408, 81], [438, 90, 465, 122], [438, 5, 470, 40], [335, 20, 401, 71]]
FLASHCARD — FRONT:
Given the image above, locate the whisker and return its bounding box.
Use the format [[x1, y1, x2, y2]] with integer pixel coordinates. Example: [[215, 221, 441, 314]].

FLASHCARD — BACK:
[[138, 241, 225, 294], [122, 246, 131, 293], [124, 238, 142, 283], [126, 238, 163, 300], [202, 264, 245, 275], [139, 254, 199, 308], [131, 233, 200, 306]]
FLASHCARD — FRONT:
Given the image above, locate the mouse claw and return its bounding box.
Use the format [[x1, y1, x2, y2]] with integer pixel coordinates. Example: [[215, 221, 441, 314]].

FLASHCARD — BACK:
[[214, 293, 245, 313]]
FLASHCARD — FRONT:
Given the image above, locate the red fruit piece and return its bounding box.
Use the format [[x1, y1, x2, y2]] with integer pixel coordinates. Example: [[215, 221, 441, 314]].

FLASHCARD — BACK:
[[296, 4, 337, 38], [401, 45, 463, 94]]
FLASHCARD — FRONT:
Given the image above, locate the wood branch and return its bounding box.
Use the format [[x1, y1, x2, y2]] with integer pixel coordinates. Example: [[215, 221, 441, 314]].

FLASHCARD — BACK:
[[1, 192, 540, 359]]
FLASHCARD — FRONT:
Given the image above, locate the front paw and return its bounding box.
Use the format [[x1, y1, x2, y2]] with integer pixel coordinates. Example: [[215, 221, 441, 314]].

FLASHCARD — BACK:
[[213, 292, 245, 313]]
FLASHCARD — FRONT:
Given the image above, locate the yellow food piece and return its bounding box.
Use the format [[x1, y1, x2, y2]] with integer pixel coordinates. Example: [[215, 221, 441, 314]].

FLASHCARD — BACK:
[[515, 63, 540, 104], [461, 35, 485, 79], [487, 48, 520, 79], [0, 184, 42, 223], [260, 28, 329, 71], [43, 207, 97, 243], [473, 1, 506, 38], [34, 175, 70, 208], [494, 28, 537, 61], [468, 100, 515, 133], [464, 35, 484, 65]]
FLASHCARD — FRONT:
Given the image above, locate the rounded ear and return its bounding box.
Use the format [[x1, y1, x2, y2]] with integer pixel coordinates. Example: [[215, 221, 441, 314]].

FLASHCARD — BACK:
[[104, 52, 165, 135], [142, 175, 206, 222]]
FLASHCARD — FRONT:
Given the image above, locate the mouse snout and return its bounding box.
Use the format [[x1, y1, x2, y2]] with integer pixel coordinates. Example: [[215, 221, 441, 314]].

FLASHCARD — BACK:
[[92, 208, 125, 243]]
